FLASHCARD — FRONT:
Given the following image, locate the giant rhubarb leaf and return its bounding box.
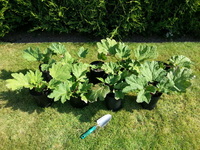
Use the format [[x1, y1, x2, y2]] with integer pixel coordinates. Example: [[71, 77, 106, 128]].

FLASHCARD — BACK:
[[48, 43, 66, 55], [48, 81, 72, 103], [6, 73, 30, 90], [101, 62, 120, 74], [78, 47, 88, 58], [134, 45, 158, 62], [115, 42, 131, 59], [72, 63, 89, 81], [60, 51, 74, 64], [25, 70, 46, 90], [23, 47, 44, 62], [88, 84, 110, 102], [123, 74, 147, 93], [168, 55, 192, 68], [49, 63, 72, 81], [140, 61, 166, 82], [166, 68, 193, 92], [136, 86, 156, 104], [97, 38, 117, 56]]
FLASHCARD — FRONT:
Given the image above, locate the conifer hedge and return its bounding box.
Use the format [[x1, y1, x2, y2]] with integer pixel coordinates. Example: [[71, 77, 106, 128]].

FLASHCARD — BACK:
[[0, 0, 199, 38]]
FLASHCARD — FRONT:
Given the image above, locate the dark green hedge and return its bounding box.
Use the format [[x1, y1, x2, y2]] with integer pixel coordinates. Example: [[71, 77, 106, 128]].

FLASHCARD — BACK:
[[0, 0, 199, 38]]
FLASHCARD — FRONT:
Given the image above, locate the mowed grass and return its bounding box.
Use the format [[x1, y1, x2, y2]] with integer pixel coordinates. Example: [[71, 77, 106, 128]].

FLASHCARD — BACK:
[[0, 42, 200, 150]]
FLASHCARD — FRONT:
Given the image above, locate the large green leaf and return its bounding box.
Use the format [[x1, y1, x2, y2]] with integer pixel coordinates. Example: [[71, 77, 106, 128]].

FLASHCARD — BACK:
[[136, 89, 151, 104], [140, 61, 166, 82], [48, 79, 62, 90], [97, 38, 117, 55], [49, 63, 72, 81], [48, 43, 66, 55], [134, 45, 158, 62], [6, 73, 30, 90], [72, 63, 89, 81], [114, 82, 127, 90], [105, 74, 121, 86], [166, 68, 193, 92], [101, 62, 120, 74], [60, 51, 74, 64], [114, 90, 125, 100], [168, 55, 192, 68], [25, 70, 46, 90], [78, 82, 93, 102], [40, 59, 56, 71], [115, 42, 131, 59], [88, 84, 110, 101], [123, 74, 147, 93], [78, 47, 88, 58], [77, 81, 92, 94], [23, 47, 44, 62], [48, 81, 72, 103]]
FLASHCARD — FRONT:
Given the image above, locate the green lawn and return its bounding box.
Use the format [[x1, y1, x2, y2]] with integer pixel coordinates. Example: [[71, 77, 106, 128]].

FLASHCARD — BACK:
[[0, 42, 200, 150]]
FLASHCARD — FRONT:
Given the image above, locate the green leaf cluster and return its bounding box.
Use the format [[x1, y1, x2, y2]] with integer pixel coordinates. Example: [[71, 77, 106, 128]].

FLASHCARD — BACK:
[[167, 55, 192, 69], [23, 43, 67, 71], [6, 70, 47, 92], [123, 60, 194, 104], [48, 62, 92, 103], [6, 41, 195, 109], [97, 38, 131, 60]]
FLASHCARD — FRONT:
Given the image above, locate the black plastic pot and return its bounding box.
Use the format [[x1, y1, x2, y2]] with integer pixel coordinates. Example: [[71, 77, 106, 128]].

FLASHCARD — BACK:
[[69, 97, 89, 108], [88, 61, 107, 84], [105, 93, 122, 111], [141, 92, 163, 110], [39, 64, 52, 82], [29, 89, 53, 108]]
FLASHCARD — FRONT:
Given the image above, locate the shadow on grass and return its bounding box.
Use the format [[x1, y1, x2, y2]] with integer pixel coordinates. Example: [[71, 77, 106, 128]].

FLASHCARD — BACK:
[[0, 69, 30, 80], [1, 69, 141, 122], [123, 95, 142, 112], [0, 90, 46, 114], [1, 90, 142, 123], [0, 69, 47, 114], [51, 95, 141, 122]]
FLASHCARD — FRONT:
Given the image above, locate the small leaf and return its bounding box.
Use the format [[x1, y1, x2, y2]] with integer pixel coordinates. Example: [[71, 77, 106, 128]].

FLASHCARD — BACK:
[[115, 42, 131, 59], [72, 63, 89, 81], [23, 47, 44, 62], [48, 43, 66, 54], [78, 47, 88, 58], [134, 45, 158, 62], [101, 62, 120, 74], [136, 89, 151, 104], [114, 90, 125, 100], [6, 73, 29, 90], [60, 51, 74, 64], [40, 59, 56, 71], [88, 84, 110, 101], [168, 55, 192, 68], [48, 79, 61, 90], [105, 74, 121, 85], [97, 53, 107, 60], [97, 38, 117, 55]]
